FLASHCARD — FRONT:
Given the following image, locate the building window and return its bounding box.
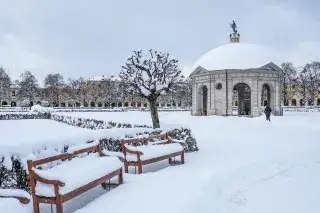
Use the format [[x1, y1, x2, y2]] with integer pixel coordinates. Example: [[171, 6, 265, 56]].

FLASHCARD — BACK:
[[12, 91, 16, 97], [216, 83, 222, 90]]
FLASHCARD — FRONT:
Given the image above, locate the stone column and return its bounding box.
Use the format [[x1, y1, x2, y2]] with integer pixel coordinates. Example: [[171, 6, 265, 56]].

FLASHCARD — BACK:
[[251, 78, 259, 117], [192, 83, 197, 115]]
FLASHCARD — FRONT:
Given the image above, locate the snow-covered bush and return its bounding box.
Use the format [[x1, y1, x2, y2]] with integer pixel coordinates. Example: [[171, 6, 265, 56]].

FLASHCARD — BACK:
[[51, 114, 151, 129], [30, 105, 53, 115], [0, 113, 50, 120]]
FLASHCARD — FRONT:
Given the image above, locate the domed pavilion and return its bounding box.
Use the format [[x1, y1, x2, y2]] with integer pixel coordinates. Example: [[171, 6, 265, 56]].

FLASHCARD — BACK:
[[189, 21, 282, 117]]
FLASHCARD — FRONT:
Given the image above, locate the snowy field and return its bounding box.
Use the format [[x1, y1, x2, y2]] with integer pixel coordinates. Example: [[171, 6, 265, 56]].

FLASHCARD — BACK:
[[1, 111, 320, 213]]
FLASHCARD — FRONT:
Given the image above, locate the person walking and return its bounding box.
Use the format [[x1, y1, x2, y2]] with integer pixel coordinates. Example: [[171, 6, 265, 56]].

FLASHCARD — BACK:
[[264, 105, 272, 121]]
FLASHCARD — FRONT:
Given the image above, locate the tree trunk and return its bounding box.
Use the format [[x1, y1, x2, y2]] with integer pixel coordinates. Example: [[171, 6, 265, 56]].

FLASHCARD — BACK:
[[149, 99, 160, 129]]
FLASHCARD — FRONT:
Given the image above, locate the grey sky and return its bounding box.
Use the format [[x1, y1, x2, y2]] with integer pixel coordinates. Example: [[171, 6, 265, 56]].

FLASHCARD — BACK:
[[1, 0, 320, 83]]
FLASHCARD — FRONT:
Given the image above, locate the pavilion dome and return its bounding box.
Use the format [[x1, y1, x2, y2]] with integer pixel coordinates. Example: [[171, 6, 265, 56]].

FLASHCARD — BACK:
[[192, 43, 276, 71]]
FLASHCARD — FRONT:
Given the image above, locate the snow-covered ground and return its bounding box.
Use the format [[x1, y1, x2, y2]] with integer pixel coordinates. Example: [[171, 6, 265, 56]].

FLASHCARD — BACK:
[[1, 111, 320, 213]]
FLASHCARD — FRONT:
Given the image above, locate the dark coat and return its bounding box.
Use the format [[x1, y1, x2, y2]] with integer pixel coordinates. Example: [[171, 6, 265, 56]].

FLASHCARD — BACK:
[[264, 106, 272, 115]]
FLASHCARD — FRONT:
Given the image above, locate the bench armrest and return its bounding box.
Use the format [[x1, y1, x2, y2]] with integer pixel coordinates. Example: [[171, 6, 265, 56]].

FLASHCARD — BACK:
[[32, 169, 65, 187], [0, 195, 30, 204], [99, 150, 125, 162], [123, 145, 144, 160]]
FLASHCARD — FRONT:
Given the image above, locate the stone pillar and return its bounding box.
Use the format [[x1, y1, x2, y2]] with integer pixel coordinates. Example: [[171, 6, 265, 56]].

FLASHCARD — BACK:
[[251, 79, 259, 117], [192, 83, 197, 115], [227, 78, 233, 115]]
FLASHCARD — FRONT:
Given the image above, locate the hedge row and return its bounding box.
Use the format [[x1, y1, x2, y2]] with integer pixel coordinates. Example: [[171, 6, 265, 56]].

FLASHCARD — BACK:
[[0, 113, 51, 120]]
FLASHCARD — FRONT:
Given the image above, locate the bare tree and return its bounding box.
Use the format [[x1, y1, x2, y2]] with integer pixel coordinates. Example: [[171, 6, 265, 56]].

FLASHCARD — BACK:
[[44, 73, 64, 106], [303, 61, 320, 105], [17, 70, 39, 107], [120, 49, 183, 128], [67, 77, 86, 105], [0, 67, 11, 105], [101, 78, 117, 106], [298, 68, 308, 106], [281, 62, 298, 106]]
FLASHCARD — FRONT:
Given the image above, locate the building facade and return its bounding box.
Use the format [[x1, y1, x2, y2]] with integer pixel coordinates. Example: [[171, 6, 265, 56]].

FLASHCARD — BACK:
[[190, 23, 283, 117]]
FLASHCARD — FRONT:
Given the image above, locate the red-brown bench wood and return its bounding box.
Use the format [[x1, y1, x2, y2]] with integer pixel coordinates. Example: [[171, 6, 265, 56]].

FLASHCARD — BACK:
[[27, 143, 123, 213], [121, 133, 185, 174]]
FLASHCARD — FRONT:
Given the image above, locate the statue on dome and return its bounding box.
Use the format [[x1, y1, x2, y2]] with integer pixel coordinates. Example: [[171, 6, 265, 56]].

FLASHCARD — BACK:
[[230, 20, 238, 34]]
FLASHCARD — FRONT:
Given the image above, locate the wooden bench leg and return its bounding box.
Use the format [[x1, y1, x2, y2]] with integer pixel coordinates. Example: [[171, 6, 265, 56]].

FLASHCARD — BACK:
[[138, 161, 143, 174], [124, 161, 129, 173], [181, 151, 185, 164], [32, 196, 40, 213], [119, 168, 123, 184], [56, 202, 63, 213]]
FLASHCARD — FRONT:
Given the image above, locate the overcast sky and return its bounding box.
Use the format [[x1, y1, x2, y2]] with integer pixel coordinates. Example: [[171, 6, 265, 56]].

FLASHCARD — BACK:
[[1, 0, 320, 82]]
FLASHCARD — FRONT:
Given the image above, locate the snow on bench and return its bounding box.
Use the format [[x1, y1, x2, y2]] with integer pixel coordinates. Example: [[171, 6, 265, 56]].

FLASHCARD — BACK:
[[121, 133, 185, 174], [0, 189, 31, 204], [27, 142, 123, 213]]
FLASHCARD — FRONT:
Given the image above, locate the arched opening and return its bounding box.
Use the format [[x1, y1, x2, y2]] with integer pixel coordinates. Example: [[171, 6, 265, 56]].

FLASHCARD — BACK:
[[68, 103, 73, 107], [11, 101, 17, 107], [197, 85, 208, 115], [124, 102, 129, 107], [317, 99, 320, 106], [53, 102, 58, 107], [137, 102, 141, 107], [300, 99, 305, 106], [90, 102, 95, 107], [261, 84, 271, 107], [83, 102, 88, 107], [233, 83, 251, 116], [131, 102, 136, 107], [75, 102, 81, 107], [60, 103, 66, 107], [291, 99, 297, 106], [118, 102, 123, 107], [98, 102, 103, 107], [104, 103, 110, 107], [308, 99, 314, 106], [144, 103, 148, 107], [111, 103, 116, 107]]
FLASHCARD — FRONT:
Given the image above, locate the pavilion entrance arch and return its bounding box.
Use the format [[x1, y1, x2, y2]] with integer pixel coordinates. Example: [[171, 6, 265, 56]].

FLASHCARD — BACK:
[[233, 83, 251, 116], [197, 85, 208, 115]]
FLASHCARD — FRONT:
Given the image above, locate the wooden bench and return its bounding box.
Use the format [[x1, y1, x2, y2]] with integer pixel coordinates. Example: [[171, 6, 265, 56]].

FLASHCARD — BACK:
[[27, 142, 123, 213], [0, 189, 31, 204], [121, 133, 185, 174]]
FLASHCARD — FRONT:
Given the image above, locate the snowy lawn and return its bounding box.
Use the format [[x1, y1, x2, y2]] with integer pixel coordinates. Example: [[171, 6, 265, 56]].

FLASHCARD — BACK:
[[2, 111, 320, 213]]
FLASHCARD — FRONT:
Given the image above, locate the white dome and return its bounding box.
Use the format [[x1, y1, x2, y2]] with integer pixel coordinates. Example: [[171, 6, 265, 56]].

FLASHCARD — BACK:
[[192, 43, 275, 71]]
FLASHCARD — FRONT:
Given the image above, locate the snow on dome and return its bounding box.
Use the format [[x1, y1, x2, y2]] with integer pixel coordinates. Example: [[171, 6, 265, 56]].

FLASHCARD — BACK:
[[192, 43, 275, 71]]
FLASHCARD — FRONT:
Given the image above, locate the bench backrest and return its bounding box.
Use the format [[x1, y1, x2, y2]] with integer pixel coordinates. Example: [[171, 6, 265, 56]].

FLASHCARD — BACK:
[[120, 133, 171, 150], [28, 142, 101, 168]]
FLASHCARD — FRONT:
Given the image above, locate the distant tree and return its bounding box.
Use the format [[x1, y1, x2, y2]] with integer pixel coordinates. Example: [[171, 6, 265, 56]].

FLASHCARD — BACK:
[[0, 67, 11, 105], [44, 73, 64, 106], [120, 49, 183, 128], [298, 68, 309, 106], [281, 62, 298, 106], [101, 77, 117, 106], [303, 61, 320, 105], [67, 77, 86, 105], [17, 70, 39, 107]]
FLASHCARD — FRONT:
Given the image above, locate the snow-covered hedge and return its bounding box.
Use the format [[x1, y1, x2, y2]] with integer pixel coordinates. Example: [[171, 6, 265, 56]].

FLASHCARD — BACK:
[[0, 127, 198, 191], [0, 113, 50, 120], [51, 114, 151, 129]]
